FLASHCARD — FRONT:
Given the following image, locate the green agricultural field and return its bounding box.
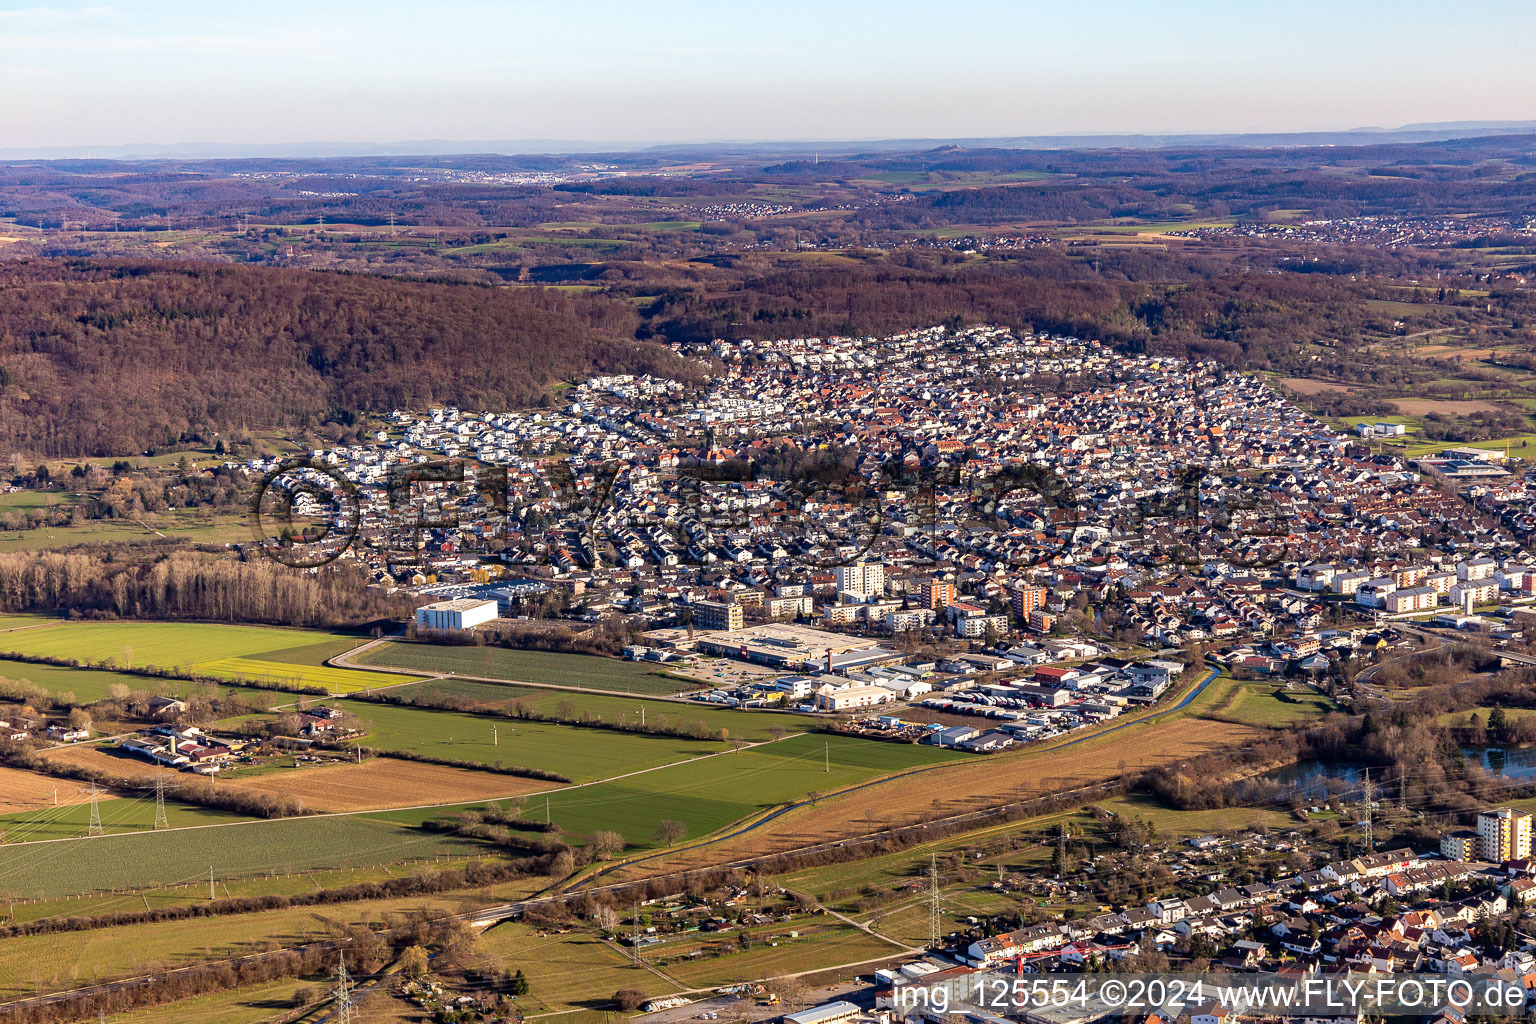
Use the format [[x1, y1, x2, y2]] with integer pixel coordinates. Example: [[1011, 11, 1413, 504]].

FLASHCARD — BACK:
[[6, 852, 540, 927], [395, 676, 813, 743], [0, 613, 60, 631], [0, 659, 270, 705], [0, 815, 491, 900], [355, 641, 691, 694], [0, 621, 410, 692], [335, 698, 728, 782], [522, 733, 958, 847], [0, 795, 248, 843], [363, 733, 956, 848]]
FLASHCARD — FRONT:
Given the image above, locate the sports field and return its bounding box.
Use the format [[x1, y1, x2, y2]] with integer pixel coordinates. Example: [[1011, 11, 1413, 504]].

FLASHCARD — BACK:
[[395, 675, 813, 742], [354, 641, 690, 694], [0, 621, 412, 692]]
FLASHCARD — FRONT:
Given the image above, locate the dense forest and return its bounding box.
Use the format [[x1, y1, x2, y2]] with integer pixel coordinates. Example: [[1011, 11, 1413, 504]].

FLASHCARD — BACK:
[[0, 251, 1520, 456], [0, 260, 694, 456]]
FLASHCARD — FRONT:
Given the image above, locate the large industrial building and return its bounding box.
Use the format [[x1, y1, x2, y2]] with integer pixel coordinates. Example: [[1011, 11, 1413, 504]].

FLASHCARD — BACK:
[[415, 597, 499, 632], [691, 622, 901, 672]]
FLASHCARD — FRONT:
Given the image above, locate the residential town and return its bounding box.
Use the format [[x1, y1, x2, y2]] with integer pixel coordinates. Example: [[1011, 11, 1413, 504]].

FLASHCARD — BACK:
[[243, 325, 1536, 726]]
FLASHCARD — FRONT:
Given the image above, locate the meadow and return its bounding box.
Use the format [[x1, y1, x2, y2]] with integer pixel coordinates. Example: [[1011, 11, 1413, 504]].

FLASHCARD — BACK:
[[509, 733, 957, 847], [354, 641, 689, 694], [5, 851, 542, 927], [0, 889, 483, 999], [335, 698, 731, 783], [0, 621, 411, 692], [92, 977, 332, 1024], [663, 925, 901, 988], [394, 675, 813, 743], [0, 815, 492, 900], [0, 506, 250, 552], [472, 921, 656, 1014], [0, 793, 248, 843], [0, 659, 172, 703], [1201, 676, 1336, 727]]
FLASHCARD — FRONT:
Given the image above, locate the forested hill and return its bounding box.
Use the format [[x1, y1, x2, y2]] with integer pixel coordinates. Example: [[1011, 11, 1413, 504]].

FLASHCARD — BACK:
[[0, 260, 695, 456]]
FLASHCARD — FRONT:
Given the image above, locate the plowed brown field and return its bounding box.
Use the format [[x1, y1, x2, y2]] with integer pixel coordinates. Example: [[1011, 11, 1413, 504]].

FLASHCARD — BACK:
[[0, 765, 90, 813]]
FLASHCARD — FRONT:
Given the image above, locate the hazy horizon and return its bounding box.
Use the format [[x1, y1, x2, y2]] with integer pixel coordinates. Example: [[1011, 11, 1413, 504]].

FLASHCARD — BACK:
[[5, 0, 1534, 151]]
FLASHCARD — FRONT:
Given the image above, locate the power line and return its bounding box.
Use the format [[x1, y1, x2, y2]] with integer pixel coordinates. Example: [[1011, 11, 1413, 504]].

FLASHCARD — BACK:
[[81, 783, 103, 837], [927, 853, 946, 951], [332, 952, 355, 1024], [1360, 767, 1374, 854], [153, 769, 169, 830]]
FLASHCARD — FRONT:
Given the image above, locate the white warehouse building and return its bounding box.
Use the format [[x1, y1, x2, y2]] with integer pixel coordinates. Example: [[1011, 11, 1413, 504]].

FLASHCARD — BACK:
[[416, 598, 499, 632]]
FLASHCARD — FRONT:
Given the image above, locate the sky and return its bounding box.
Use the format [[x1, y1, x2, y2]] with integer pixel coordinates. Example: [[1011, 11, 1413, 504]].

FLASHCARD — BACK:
[[3, 0, 1535, 151]]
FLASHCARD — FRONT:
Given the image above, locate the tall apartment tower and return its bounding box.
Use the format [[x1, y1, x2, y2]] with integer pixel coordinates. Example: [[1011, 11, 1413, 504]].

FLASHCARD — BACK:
[[1477, 807, 1532, 862], [834, 562, 885, 599]]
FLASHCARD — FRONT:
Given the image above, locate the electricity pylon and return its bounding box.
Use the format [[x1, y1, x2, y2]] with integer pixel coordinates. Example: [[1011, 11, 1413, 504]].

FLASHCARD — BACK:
[[153, 769, 169, 830], [332, 953, 355, 1024], [79, 783, 103, 836]]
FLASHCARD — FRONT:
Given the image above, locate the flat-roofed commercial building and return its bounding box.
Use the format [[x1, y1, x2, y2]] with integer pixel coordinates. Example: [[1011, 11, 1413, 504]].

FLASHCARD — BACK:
[[415, 598, 499, 631]]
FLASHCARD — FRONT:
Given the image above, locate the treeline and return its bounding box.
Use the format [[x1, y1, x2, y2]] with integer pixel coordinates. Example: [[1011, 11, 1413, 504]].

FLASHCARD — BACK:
[[420, 814, 570, 856], [0, 549, 411, 628], [0, 743, 312, 818], [0, 250, 1501, 463], [0, 259, 697, 456], [1146, 671, 1536, 814]]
